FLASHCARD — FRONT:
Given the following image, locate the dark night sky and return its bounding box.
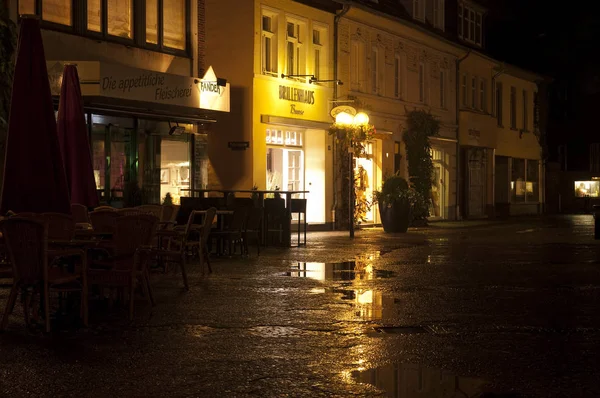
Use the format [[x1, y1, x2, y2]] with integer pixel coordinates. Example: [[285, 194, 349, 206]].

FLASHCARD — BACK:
[[486, 0, 600, 80]]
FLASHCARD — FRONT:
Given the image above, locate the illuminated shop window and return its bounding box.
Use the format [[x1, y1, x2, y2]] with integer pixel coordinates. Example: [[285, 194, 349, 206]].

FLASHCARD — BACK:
[[163, 0, 186, 49], [43, 0, 72, 26], [107, 0, 133, 38], [146, 0, 158, 44], [87, 0, 101, 32], [22, 0, 189, 53], [510, 158, 539, 203], [574, 181, 600, 198], [18, 0, 35, 15]]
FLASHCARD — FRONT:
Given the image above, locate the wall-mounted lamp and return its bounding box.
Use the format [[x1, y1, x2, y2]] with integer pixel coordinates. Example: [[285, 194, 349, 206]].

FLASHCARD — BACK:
[[309, 77, 344, 85], [168, 121, 185, 136]]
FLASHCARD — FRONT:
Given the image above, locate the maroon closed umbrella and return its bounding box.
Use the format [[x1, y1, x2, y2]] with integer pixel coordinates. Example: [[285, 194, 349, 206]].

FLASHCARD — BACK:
[[57, 64, 99, 208], [0, 16, 70, 215]]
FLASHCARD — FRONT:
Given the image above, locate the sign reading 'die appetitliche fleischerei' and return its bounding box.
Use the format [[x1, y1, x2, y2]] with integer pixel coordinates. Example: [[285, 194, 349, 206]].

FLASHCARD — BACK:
[[99, 63, 199, 108], [95, 63, 230, 112]]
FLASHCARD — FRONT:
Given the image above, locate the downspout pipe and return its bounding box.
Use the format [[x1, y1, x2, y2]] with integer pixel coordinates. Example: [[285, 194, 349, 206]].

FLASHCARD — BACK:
[[455, 50, 471, 220], [331, 3, 350, 229]]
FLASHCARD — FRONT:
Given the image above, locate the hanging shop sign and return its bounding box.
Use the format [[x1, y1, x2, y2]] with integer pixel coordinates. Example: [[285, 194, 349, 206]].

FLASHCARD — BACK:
[[47, 61, 230, 112], [228, 141, 250, 151]]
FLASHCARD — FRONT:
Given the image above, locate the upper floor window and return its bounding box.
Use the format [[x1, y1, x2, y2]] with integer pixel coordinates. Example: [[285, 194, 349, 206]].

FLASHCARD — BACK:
[[471, 76, 477, 108], [433, 0, 445, 31], [461, 74, 467, 106], [496, 82, 503, 126], [19, 0, 190, 54], [313, 29, 322, 80], [510, 86, 517, 129], [439, 69, 446, 108], [418, 63, 425, 103], [371, 47, 379, 94], [413, 0, 425, 22], [522, 90, 528, 131], [458, 3, 483, 47], [394, 54, 403, 99], [479, 78, 487, 112], [20, 0, 72, 26], [312, 26, 328, 81], [261, 12, 278, 75], [350, 40, 365, 92], [286, 20, 306, 78]]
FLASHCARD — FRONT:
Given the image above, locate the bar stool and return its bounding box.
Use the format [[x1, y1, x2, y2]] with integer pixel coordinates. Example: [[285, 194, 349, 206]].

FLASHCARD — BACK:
[[290, 198, 307, 246]]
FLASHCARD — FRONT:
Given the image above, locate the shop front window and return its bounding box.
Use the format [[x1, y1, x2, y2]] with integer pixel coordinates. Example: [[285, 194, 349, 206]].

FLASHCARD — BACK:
[[511, 158, 526, 203], [526, 160, 539, 202], [511, 158, 540, 203], [90, 115, 193, 206], [575, 181, 600, 198], [137, 119, 192, 205]]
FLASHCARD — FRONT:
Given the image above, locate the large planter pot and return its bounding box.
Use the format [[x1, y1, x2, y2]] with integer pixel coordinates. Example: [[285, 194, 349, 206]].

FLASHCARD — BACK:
[[379, 200, 410, 233]]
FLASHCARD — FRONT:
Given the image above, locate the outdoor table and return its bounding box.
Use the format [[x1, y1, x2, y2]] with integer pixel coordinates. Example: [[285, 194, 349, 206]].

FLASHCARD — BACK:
[[180, 189, 309, 247]]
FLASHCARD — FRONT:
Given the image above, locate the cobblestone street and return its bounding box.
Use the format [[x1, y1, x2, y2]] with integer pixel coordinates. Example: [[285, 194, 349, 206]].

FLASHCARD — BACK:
[[1, 215, 599, 397]]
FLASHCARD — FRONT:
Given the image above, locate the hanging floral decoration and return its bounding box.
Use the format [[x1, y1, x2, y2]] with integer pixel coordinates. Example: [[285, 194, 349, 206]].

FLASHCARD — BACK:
[[328, 122, 377, 157]]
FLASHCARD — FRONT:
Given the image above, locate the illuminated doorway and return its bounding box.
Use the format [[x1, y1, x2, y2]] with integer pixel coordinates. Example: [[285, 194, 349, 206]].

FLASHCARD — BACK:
[[355, 142, 375, 223], [266, 128, 304, 198]]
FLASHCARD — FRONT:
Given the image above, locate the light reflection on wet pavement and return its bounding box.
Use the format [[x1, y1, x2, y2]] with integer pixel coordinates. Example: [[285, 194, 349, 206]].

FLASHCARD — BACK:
[[351, 362, 488, 397], [1, 215, 600, 396]]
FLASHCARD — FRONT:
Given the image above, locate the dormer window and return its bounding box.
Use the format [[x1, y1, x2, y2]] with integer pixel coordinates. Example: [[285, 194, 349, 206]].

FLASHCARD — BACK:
[[458, 2, 483, 47]]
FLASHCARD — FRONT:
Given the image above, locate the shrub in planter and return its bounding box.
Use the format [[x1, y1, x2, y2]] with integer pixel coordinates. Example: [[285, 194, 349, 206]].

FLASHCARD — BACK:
[[374, 174, 413, 233]]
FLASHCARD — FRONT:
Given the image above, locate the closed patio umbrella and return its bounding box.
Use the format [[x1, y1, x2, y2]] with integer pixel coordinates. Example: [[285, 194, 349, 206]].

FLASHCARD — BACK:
[[57, 64, 99, 208], [0, 16, 70, 215]]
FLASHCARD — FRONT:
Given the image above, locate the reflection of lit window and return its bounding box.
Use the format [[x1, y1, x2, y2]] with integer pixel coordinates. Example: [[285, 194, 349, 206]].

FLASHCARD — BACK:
[[356, 290, 373, 305], [575, 181, 600, 197]]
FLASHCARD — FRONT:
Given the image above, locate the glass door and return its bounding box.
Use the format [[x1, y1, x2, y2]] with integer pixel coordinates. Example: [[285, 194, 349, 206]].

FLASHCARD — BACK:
[[91, 115, 136, 206]]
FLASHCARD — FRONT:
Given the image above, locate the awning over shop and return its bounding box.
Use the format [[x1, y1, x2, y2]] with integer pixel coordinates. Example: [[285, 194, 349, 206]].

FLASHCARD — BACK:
[[47, 61, 230, 122]]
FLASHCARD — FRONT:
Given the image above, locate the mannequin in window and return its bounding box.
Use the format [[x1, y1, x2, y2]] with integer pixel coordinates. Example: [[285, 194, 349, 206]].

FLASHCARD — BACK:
[[355, 165, 369, 222]]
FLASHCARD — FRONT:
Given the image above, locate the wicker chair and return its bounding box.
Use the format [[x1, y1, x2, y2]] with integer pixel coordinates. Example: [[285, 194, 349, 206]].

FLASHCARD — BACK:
[[135, 205, 162, 219], [116, 208, 144, 217], [89, 210, 119, 234], [153, 208, 216, 290], [71, 204, 90, 224], [88, 214, 158, 320], [0, 218, 88, 333]]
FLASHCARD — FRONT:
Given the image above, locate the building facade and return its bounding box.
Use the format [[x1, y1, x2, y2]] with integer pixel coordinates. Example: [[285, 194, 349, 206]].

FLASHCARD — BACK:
[[7, 0, 229, 206], [458, 55, 543, 217], [205, 0, 336, 226], [335, 2, 462, 222]]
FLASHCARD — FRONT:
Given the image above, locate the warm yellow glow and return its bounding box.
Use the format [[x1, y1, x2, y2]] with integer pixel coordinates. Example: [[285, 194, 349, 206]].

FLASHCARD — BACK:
[[356, 290, 373, 305], [335, 111, 354, 125], [353, 112, 369, 126]]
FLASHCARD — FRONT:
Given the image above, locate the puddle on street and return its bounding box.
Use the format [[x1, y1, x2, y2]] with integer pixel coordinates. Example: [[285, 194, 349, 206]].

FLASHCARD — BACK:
[[286, 261, 395, 281], [350, 362, 488, 397]]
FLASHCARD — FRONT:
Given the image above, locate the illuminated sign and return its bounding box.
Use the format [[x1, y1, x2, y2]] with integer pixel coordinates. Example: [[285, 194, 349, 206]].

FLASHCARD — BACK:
[[47, 61, 230, 112], [279, 85, 315, 105]]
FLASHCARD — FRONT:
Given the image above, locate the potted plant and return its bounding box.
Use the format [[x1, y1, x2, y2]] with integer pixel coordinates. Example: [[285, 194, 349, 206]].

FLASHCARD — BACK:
[[374, 174, 413, 233]]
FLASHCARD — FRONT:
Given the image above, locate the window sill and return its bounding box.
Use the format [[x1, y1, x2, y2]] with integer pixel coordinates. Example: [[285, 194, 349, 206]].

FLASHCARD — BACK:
[[510, 127, 518, 131]]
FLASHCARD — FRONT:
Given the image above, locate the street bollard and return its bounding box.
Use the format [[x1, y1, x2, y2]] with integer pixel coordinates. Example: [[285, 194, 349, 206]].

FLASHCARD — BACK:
[[594, 205, 600, 239]]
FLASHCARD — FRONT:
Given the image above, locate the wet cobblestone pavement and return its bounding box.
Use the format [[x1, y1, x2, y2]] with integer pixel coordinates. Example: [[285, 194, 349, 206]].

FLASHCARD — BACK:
[[1, 215, 600, 397]]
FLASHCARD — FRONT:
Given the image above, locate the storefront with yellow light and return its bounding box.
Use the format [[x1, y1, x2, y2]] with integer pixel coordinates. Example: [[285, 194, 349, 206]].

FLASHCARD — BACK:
[[252, 74, 336, 226]]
